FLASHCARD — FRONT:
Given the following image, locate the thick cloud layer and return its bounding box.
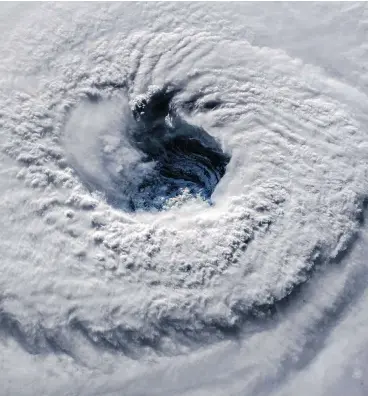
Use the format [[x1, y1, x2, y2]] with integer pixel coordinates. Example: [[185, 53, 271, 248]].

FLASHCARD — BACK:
[[1, 3, 368, 395]]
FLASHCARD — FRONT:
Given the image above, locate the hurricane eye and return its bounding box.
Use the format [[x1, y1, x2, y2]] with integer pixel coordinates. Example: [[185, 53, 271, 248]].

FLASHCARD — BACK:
[[129, 89, 230, 211]]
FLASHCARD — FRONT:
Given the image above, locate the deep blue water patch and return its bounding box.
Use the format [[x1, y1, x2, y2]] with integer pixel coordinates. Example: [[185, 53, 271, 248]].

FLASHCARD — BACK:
[[129, 88, 230, 211]]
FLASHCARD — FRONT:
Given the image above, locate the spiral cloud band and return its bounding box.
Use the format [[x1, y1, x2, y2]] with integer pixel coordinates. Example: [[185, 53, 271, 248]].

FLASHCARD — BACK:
[[2, 3, 368, 396]]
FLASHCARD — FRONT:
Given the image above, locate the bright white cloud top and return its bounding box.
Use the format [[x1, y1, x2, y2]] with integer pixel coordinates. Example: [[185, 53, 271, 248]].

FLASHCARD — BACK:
[[1, 3, 368, 396]]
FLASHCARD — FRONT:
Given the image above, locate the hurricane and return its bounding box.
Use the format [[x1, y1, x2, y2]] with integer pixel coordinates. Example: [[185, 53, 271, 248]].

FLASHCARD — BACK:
[[2, 3, 368, 396]]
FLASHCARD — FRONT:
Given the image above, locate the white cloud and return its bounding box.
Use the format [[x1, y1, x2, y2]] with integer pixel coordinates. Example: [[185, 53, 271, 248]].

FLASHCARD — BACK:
[[1, 2, 368, 395]]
